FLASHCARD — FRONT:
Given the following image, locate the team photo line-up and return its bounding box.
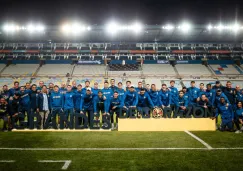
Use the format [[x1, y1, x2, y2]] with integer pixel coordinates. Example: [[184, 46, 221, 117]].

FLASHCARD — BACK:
[[0, 79, 243, 132]]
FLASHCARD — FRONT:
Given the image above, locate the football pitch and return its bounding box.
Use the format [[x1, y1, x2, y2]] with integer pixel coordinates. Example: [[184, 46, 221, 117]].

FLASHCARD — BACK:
[[0, 131, 243, 171]]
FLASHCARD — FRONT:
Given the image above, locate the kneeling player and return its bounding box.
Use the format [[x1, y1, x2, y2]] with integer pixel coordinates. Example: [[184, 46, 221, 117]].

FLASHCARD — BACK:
[[0, 98, 9, 131], [212, 97, 234, 132], [110, 91, 123, 130], [137, 88, 154, 118]]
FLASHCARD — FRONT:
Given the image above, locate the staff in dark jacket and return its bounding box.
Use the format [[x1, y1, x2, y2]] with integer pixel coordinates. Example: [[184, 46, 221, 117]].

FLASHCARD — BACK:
[[37, 85, 50, 129]]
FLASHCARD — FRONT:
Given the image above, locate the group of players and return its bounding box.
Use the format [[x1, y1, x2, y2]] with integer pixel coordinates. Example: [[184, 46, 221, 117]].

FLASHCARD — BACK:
[[0, 79, 243, 132]]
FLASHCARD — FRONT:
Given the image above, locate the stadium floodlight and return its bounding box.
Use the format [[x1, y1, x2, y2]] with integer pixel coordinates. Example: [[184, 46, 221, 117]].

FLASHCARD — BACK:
[[106, 22, 119, 34], [231, 23, 240, 32], [62, 24, 71, 33], [178, 22, 191, 33], [162, 24, 174, 30], [207, 24, 213, 30], [27, 24, 35, 33], [36, 24, 45, 32], [87, 26, 91, 31], [3, 24, 16, 32], [131, 23, 142, 33], [216, 24, 224, 31]]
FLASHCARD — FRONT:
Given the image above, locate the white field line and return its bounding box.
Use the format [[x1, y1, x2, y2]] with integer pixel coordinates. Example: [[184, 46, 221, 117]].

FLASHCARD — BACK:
[[0, 160, 15, 162], [0, 147, 243, 150], [184, 130, 213, 150], [38, 160, 71, 170]]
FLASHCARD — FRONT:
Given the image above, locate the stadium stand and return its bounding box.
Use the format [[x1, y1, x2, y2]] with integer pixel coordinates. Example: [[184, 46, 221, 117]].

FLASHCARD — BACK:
[[175, 64, 212, 77], [0, 77, 31, 87], [1, 64, 39, 76], [142, 64, 176, 77], [31, 77, 68, 86], [37, 64, 73, 76], [209, 64, 242, 75], [73, 65, 106, 77]]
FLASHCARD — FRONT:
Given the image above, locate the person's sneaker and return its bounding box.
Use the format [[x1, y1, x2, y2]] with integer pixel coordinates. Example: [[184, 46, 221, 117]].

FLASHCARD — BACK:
[[115, 124, 118, 130], [235, 130, 242, 134], [241, 126, 243, 131], [111, 123, 115, 130]]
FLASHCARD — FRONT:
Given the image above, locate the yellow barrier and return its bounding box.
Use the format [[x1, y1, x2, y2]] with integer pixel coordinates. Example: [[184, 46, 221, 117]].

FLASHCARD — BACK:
[[118, 118, 216, 131]]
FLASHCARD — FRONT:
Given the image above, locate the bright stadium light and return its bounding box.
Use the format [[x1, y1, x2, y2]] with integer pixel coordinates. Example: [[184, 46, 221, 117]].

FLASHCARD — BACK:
[[216, 24, 224, 31], [27, 24, 35, 33], [178, 22, 191, 33], [162, 24, 174, 30], [36, 24, 45, 32], [232, 23, 240, 32], [207, 24, 213, 30], [3, 24, 16, 32], [106, 22, 119, 34], [131, 23, 142, 33], [62, 24, 71, 33], [87, 26, 91, 31]]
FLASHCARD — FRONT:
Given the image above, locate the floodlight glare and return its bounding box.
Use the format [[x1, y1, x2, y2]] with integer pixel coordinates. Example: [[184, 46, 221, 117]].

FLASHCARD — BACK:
[[132, 23, 142, 33], [179, 22, 191, 32], [3, 24, 16, 32], [36, 25, 45, 32], [232, 23, 240, 32], [87, 26, 91, 31], [106, 22, 119, 34], [207, 24, 213, 30], [162, 24, 174, 30], [27, 24, 35, 33]]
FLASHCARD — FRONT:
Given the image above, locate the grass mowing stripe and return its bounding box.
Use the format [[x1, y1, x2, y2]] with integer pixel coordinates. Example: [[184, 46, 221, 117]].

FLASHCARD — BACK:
[[185, 130, 213, 149]]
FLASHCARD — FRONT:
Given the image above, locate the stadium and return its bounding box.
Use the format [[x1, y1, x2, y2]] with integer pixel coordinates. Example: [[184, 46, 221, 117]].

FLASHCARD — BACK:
[[1, 0, 243, 170]]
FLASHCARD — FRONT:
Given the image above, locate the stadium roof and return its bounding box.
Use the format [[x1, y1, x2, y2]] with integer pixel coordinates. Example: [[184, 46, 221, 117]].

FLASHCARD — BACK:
[[1, 24, 243, 43]]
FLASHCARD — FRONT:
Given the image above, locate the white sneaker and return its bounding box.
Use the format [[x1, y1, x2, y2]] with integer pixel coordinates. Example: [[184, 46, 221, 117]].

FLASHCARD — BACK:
[[235, 130, 242, 134], [111, 123, 115, 130]]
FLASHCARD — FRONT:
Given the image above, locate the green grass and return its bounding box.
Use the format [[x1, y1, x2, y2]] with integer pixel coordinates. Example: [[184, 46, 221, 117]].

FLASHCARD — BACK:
[[0, 132, 243, 171]]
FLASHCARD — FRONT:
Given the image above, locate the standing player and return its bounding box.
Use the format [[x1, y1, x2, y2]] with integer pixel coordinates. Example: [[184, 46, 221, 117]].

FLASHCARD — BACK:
[[222, 81, 235, 106], [9, 81, 20, 96], [110, 79, 118, 92], [102, 81, 113, 114], [63, 85, 75, 127], [60, 82, 67, 94], [0, 98, 9, 131], [126, 81, 131, 91], [159, 84, 171, 109], [93, 91, 107, 127], [148, 84, 161, 108], [19, 86, 31, 127], [71, 81, 77, 92], [205, 84, 216, 106], [37, 81, 44, 92], [93, 82, 100, 97], [80, 88, 94, 127], [50, 85, 64, 128], [37, 85, 50, 129], [235, 101, 243, 133], [135, 81, 144, 94], [198, 83, 206, 98], [187, 81, 200, 106], [117, 82, 125, 102], [169, 80, 178, 111], [29, 84, 39, 114], [1, 85, 10, 102], [123, 85, 138, 117]]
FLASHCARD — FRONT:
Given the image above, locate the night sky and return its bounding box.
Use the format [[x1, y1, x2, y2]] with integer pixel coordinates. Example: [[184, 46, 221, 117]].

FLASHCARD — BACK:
[[0, 0, 242, 25]]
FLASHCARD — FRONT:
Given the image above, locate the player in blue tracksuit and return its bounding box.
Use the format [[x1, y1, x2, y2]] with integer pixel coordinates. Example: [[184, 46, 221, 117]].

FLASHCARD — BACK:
[[93, 91, 108, 127], [198, 83, 206, 98], [125, 81, 132, 91], [169, 80, 178, 111], [135, 81, 146, 94], [235, 85, 243, 103], [50, 86, 64, 121], [102, 81, 113, 114], [82, 80, 93, 94], [19, 86, 31, 126], [187, 81, 200, 105], [137, 88, 154, 117], [1, 85, 10, 102], [214, 89, 230, 108], [74, 84, 83, 113], [29, 84, 39, 113], [213, 97, 234, 131], [37, 81, 44, 92], [212, 81, 224, 91], [110, 79, 118, 92], [222, 81, 235, 106], [110, 91, 123, 129], [117, 82, 125, 102], [234, 101, 243, 133], [176, 91, 189, 116], [159, 84, 171, 109], [182, 86, 190, 102], [123, 85, 138, 117], [205, 84, 216, 106], [148, 84, 161, 107], [63, 85, 75, 124], [80, 87, 94, 126], [60, 83, 67, 94], [92, 82, 100, 98], [9, 81, 20, 97]]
